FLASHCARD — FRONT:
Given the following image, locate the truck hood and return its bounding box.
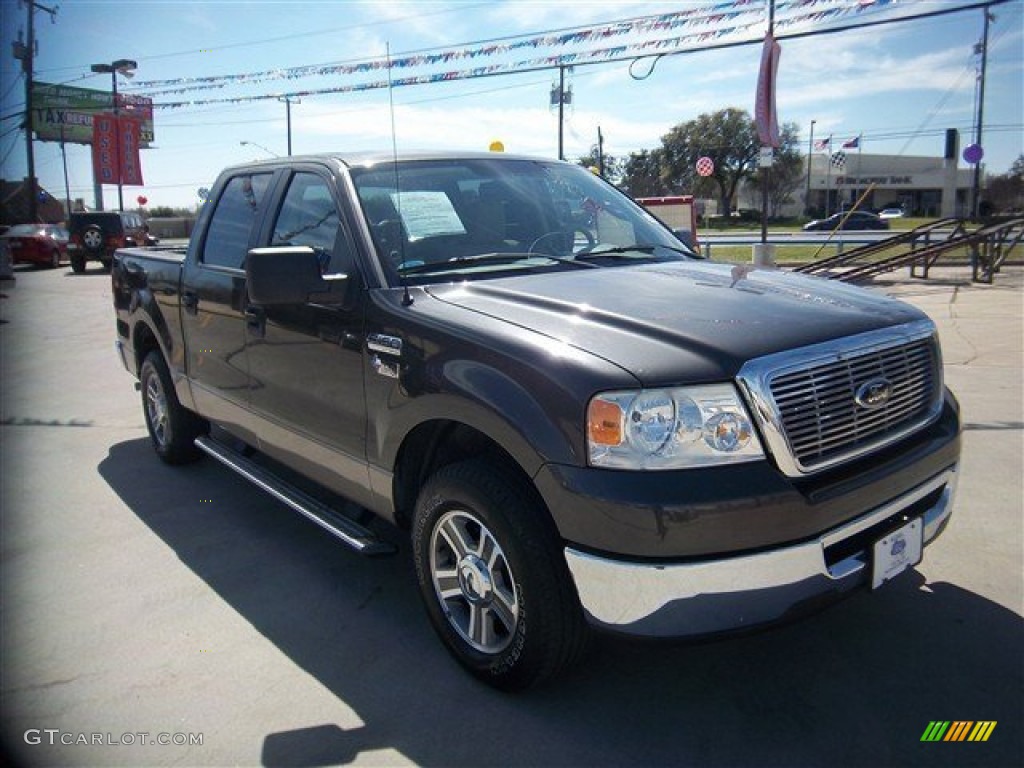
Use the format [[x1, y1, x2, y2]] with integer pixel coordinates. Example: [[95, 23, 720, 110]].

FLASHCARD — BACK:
[[423, 261, 927, 385]]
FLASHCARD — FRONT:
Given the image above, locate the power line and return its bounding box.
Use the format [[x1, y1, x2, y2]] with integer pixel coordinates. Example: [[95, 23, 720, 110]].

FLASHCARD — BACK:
[[137, 1, 1015, 111], [156, 74, 557, 129], [123, 1, 764, 92], [32, 2, 495, 76]]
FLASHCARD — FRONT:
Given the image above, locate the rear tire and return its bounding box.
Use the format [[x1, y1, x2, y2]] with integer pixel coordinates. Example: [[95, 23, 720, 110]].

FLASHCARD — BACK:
[[70, 253, 85, 273], [412, 459, 588, 691], [140, 350, 208, 464], [50, 249, 61, 269]]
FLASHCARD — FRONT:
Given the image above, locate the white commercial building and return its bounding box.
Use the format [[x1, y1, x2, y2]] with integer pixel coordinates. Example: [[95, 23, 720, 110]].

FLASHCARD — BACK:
[[803, 152, 974, 218]]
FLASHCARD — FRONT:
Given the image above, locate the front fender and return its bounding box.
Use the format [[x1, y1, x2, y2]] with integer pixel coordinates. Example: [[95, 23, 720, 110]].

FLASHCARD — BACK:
[[374, 358, 579, 478]]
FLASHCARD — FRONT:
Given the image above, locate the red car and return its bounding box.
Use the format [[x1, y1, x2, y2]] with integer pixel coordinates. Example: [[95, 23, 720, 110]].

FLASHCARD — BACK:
[[2, 223, 69, 269]]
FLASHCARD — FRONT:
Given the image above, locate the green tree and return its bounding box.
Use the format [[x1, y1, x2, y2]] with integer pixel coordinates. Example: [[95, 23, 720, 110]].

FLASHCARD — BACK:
[[145, 205, 196, 218], [748, 122, 804, 217], [660, 108, 759, 216], [985, 154, 1024, 213], [619, 148, 665, 198], [576, 145, 623, 185]]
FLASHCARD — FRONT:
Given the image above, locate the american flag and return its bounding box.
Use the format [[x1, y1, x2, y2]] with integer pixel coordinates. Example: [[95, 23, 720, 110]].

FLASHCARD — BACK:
[[814, 136, 832, 151]]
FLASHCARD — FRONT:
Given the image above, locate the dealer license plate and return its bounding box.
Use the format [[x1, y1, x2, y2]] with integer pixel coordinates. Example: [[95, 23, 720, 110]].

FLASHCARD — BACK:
[[871, 518, 923, 590]]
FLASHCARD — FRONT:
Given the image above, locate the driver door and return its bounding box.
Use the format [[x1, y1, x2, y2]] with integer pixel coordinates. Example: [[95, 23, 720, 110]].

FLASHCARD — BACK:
[[244, 168, 373, 508]]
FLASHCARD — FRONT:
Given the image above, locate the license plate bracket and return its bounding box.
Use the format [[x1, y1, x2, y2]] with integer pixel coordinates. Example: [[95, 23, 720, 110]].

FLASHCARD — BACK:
[[871, 518, 923, 590]]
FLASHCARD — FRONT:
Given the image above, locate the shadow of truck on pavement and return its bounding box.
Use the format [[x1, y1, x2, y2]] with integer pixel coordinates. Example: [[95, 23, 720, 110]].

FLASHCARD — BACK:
[[97, 438, 1022, 768]]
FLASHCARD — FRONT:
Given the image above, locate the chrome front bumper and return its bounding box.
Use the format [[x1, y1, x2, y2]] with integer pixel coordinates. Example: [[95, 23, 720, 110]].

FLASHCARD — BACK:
[[564, 465, 958, 637]]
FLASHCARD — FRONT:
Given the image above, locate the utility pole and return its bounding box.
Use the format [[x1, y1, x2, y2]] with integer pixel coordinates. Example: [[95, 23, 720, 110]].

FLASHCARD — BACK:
[[557, 67, 565, 161], [551, 66, 572, 161], [804, 119, 816, 215], [15, 0, 58, 222], [759, 0, 775, 247], [279, 96, 299, 156], [597, 126, 605, 176], [971, 8, 992, 219]]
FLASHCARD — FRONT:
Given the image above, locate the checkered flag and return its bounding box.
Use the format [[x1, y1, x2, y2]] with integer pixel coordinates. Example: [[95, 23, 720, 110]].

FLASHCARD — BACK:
[[830, 150, 847, 170]]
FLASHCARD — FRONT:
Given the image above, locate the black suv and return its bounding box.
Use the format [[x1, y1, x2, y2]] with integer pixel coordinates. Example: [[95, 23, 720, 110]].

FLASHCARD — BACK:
[[68, 211, 153, 273]]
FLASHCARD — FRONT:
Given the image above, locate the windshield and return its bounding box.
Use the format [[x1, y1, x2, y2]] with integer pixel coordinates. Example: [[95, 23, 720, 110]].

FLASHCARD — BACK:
[[350, 157, 694, 285]]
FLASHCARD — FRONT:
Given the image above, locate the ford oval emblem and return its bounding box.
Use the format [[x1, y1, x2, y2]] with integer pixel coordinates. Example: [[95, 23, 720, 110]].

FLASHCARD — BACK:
[[855, 377, 892, 409]]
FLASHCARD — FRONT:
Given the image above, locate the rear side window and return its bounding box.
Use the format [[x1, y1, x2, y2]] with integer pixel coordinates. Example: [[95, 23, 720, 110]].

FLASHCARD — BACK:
[[70, 214, 122, 235], [202, 173, 272, 269]]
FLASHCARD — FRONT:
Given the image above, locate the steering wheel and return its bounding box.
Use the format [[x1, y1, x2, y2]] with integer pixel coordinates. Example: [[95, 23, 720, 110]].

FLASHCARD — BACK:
[[528, 228, 596, 256]]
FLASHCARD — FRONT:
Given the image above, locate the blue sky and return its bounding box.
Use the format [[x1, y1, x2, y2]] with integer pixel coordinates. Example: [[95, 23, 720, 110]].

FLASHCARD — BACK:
[[2, 0, 1021, 211]]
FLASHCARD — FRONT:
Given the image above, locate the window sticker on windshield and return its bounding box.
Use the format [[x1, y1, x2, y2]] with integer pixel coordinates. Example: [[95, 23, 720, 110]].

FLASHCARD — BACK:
[[393, 191, 466, 240]]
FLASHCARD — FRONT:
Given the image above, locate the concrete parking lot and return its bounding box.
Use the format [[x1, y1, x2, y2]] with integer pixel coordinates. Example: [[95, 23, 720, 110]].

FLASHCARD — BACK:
[[1, 262, 1021, 767]]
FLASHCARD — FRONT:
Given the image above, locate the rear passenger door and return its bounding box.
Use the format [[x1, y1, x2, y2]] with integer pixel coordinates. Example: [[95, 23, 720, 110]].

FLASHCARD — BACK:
[[182, 170, 275, 444]]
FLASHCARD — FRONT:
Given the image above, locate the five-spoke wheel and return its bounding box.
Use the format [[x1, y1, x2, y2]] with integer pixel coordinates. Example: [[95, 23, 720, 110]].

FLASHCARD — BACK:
[[413, 459, 587, 690]]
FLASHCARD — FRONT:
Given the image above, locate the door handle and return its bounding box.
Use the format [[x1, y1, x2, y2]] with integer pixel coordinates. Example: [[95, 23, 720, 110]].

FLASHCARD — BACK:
[[182, 291, 199, 315]]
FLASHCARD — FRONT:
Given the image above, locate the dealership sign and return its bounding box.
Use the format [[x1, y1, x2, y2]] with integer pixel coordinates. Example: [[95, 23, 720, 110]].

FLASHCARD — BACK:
[[31, 81, 154, 147], [834, 175, 915, 187]]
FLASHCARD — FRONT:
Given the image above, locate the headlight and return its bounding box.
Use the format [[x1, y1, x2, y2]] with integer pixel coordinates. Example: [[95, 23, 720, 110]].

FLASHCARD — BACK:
[[586, 384, 764, 469]]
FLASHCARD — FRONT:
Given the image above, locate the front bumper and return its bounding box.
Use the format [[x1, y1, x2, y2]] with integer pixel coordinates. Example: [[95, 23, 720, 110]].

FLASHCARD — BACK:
[[564, 464, 957, 637]]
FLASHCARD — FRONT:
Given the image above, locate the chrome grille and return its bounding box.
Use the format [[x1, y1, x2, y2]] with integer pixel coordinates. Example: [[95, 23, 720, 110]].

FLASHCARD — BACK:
[[737, 320, 944, 477], [771, 338, 937, 467]]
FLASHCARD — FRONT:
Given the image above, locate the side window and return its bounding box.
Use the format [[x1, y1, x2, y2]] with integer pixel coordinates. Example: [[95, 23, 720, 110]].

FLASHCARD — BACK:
[[271, 172, 350, 272], [202, 173, 272, 269]]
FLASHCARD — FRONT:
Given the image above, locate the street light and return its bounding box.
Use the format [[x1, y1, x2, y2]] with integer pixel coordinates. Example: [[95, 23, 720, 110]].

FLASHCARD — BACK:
[[804, 119, 816, 216], [91, 58, 137, 212], [240, 140, 279, 158]]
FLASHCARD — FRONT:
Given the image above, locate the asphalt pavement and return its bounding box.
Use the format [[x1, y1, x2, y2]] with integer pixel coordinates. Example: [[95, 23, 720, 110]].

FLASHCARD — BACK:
[[1, 261, 1021, 767]]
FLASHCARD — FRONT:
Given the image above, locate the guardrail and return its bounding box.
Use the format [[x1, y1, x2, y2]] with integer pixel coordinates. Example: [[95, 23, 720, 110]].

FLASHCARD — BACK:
[[698, 232, 925, 261]]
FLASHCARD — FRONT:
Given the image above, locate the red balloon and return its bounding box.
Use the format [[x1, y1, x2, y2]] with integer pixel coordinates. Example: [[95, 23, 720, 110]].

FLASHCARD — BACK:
[[137, 195, 148, 206]]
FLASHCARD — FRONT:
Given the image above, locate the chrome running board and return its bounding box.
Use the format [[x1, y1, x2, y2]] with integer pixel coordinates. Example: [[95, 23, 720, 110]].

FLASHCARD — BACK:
[[195, 436, 396, 557]]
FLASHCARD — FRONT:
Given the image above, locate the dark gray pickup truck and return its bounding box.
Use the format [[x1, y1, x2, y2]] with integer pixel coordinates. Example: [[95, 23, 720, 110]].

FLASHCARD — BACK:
[[112, 151, 961, 690]]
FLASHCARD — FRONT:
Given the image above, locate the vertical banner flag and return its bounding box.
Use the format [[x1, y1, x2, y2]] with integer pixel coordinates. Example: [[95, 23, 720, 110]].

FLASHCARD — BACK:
[[119, 116, 144, 186], [754, 32, 781, 148], [92, 113, 145, 186], [92, 113, 118, 184]]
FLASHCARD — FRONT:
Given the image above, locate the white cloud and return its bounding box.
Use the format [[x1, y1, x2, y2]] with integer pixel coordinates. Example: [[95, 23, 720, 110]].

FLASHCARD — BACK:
[[181, 9, 218, 34]]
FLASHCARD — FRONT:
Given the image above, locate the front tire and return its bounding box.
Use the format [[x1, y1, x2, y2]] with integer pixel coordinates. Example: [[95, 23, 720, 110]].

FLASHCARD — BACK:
[[140, 351, 207, 464], [412, 460, 588, 691]]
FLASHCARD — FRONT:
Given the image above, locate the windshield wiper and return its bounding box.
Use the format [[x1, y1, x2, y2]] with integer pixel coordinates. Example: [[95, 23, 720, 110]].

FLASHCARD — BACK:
[[397, 252, 597, 275], [575, 243, 694, 260]]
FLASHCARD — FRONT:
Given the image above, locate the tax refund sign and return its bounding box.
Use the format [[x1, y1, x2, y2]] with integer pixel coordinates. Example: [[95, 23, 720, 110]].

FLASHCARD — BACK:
[[31, 82, 154, 146]]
